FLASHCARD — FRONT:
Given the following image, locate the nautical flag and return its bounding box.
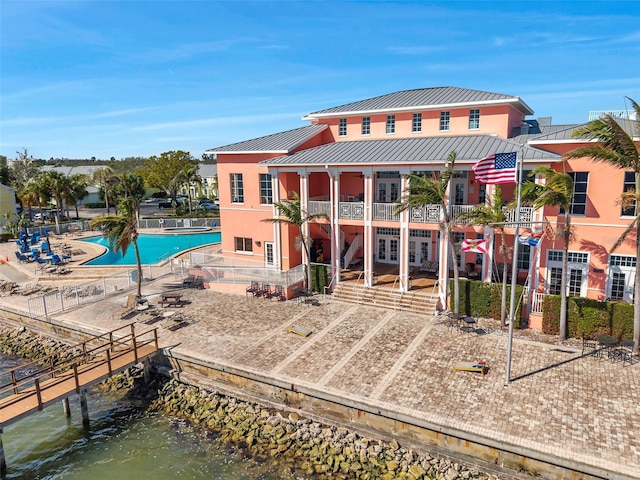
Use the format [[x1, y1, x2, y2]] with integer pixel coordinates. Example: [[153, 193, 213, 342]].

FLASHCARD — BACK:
[[460, 238, 488, 254], [472, 152, 517, 184]]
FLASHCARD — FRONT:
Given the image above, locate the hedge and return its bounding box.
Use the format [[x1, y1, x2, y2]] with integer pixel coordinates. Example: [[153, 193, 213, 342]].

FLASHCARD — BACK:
[[542, 295, 633, 340], [451, 279, 523, 328]]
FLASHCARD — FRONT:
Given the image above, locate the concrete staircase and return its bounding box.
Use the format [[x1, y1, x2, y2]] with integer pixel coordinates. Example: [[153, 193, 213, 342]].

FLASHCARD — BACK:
[[331, 282, 438, 315]]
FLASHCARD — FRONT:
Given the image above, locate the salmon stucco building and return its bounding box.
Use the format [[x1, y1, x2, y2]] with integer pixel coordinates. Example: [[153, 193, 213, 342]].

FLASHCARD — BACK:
[[204, 87, 639, 329]]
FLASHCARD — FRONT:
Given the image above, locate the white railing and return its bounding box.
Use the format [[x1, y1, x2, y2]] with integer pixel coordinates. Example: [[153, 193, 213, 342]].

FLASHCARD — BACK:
[[307, 201, 332, 217], [409, 204, 442, 223], [372, 203, 400, 221], [504, 207, 535, 226], [531, 292, 545, 314], [338, 202, 365, 220]]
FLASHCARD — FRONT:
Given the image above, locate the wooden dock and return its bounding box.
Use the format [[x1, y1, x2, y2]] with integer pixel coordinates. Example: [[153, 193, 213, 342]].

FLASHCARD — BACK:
[[0, 323, 160, 430]]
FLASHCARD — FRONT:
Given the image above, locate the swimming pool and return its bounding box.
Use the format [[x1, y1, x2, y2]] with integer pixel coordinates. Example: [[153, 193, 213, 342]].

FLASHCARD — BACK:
[[81, 232, 221, 266]]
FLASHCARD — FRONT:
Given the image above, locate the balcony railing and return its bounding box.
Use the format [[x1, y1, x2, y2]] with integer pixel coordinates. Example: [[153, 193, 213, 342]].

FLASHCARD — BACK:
[[307, 201, 331, 217], [372, 203, 400, 221], [308, 200, 535, 226], [338, 202, 365, 220]]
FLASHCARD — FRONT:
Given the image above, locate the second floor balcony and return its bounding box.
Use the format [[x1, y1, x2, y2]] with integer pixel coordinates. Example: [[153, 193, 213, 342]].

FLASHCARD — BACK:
[[307, 199, 534, 225]]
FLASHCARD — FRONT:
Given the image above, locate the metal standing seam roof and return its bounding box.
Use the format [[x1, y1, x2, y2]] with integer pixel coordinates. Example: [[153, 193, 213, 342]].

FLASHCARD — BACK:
[[258, 135, 560, 167], [304, 87, 534, 118], [529, 118, 640, 142], [204, 124, 328, 154]]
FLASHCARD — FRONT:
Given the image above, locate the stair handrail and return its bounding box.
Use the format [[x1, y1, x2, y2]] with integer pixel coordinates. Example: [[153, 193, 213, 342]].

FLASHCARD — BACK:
[[353, 271, 366, 302], [323, 271, 338, 299]]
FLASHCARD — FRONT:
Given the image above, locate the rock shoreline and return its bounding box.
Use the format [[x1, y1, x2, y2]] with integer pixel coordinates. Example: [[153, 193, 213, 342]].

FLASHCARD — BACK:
[[0, 325, 503, 480]]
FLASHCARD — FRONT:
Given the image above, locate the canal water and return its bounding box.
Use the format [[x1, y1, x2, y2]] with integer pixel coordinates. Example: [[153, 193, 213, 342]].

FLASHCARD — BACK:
[[0, 354, 309, 479]]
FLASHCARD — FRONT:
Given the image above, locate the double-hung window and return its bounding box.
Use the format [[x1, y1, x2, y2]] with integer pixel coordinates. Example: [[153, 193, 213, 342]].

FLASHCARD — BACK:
[[386, 115, 396, 134], [469, 109, 480, 130], [234, 237, 252, 253], [230, 173, 244, 203], [440, 111, 450, 131], [259, 173, 272, 205], [362, 116, 370, 135], [339, 118, 347, 136], [412, 113, 422, 133]]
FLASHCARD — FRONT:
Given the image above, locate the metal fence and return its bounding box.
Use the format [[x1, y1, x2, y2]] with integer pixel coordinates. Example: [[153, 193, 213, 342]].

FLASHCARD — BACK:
[[27, 263, 175, 319]]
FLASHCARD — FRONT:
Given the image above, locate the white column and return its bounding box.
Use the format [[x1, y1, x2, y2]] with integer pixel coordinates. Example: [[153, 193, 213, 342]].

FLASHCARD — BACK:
[[329, 169, 341, 285], [299, 172, 310, 268], [363, 170, 374, 287], [398, 171, 410, 292], [271, 171, 282, 270]]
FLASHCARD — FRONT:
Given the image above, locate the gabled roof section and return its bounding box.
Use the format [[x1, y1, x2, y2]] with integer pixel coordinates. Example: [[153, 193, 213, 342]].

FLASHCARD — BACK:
[[259, 135, 559, 167], [304, 87, 534, 119], [529, 117, 639, 143], [509, 123, 579, 144], [204, 124, 328, 155]]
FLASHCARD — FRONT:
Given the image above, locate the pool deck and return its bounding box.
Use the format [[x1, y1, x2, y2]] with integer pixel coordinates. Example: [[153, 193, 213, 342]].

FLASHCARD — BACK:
[[0, 230, 639, 479]]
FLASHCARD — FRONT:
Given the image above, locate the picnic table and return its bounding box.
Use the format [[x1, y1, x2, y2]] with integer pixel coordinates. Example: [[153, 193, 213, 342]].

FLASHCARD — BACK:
[[159, 293, 184, 308]]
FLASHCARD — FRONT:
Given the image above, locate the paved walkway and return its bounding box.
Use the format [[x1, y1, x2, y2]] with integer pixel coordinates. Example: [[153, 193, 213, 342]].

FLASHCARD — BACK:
[[0, 236, 638, 478]]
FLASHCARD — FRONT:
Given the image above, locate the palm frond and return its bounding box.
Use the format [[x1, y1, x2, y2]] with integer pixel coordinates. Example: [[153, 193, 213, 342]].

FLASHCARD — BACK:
[[611, 216, 639, 252]]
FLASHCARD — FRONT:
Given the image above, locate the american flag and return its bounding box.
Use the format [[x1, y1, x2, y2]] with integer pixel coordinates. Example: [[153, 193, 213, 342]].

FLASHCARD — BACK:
[[472, 152, 517, 184]]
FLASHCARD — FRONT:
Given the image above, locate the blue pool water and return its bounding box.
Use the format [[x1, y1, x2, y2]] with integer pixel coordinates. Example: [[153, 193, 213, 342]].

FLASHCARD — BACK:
[[81, 232, 221, 266]]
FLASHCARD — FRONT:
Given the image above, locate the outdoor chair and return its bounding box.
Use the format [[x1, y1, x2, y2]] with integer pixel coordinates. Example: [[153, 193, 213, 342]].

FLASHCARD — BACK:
[[246, 281, 259, 298], [258, 283, 271, 299], [271, 284, 286, 301], [182, 274, 196, 288], [114, 294, 138, 319], [15, 251, 31, 263], [581, 335, 599, 358]]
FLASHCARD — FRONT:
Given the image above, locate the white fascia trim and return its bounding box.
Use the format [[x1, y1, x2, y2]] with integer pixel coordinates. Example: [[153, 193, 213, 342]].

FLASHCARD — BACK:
[[528, 139, 595, 145], [303, 98, 533, 120], [204, 150, 289, 155]]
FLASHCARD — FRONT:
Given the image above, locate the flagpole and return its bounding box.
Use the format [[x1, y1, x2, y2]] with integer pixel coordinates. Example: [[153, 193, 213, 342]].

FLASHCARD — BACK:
[[504, 148, 524, 386]]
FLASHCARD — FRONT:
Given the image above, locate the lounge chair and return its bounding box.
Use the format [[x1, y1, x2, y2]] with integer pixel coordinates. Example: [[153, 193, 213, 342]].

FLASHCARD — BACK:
[[15, 251, 31, 263], [114, 293, 138, 319], [136, 310, 160, 325], [452, 361, 488, 377]]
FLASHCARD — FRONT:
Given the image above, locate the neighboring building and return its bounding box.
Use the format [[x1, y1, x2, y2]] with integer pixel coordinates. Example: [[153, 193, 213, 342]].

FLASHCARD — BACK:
[[204, 86, 639, 329], [0, 183, 18, 229]]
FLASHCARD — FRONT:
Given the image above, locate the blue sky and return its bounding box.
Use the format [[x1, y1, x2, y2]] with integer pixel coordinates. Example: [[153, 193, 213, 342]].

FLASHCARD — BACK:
[[1, 1, 639, 161]]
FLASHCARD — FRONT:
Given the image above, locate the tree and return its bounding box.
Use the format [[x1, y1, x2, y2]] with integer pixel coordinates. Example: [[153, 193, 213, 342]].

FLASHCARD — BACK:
[[65, 173, 89, 219], [41, 171, 70, 221], [9, 148, 39, 190], [115, 172, 146, 216], [395, 151, 461, 314], [520, 165, 574, 341], [262, 191, 328, 291], [457, 185, 511, 326], [92, 167, 115, 212], [143, 151, 196, 202], [170, 165, 202, 215], [565, 98, 640, 353], [90, 198, 143, 298]]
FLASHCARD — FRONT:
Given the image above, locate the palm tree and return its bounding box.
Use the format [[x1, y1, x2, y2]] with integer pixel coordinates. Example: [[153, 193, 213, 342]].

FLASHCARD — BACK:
[[171, 165, 202, 215], [457, 185, 511, 326], [92, 167, 115, 212], [565, 98, 640, 353], [90, 198, 143, 298], [262, 191, 328, 291], [64, 173, 89, 220], [395, 151, 461, 314], [520, 165, 574, 341]]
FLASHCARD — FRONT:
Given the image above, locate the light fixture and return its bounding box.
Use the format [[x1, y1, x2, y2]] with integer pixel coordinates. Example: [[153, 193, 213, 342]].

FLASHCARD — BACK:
[[255, 241, 261, 247]]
